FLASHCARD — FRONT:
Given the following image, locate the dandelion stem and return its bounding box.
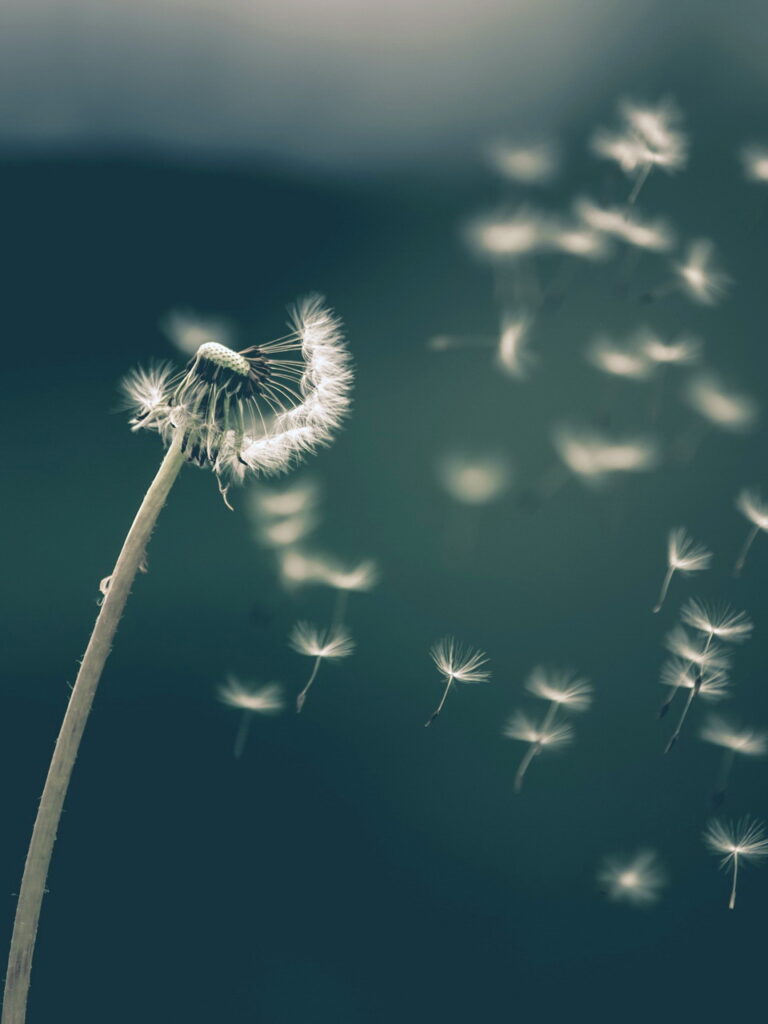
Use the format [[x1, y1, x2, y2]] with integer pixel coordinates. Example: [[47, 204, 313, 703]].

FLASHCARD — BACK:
[[425, 677, 453, 727], [729, 853, 739, 910], [296, 656, 322, 714], [3, 432, 186, 1024], [514, 741, 541, 793], [665, 679, 699, 753], [653, 566, 675, 614], [626, 162, 653, 209], [233, 712, 253, 759], [734, 524, 760, 577]]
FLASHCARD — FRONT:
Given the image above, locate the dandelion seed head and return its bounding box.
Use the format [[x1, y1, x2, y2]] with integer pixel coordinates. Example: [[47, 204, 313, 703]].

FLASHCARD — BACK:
[[684, 373, 758, 433], [598, 850, 666, 906], [502, 711, 574, 748], [125, 295, 353, 486], [620, 97, 688, 171], [430, 637, 490, 684], [218, 677, 284, 714], [525, 667, 593, 711], [289, 622, 355, 661], [437, 452, 511, 504], [700, 715, 768, 757], [680, 598, 753, 643], [736, 488, 768, 531], [704, 817, 768, 864]]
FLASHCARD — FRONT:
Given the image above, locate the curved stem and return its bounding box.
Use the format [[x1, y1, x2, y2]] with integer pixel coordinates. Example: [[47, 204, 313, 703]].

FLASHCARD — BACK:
[[3, 434, 185, 1024], [514, 742, 541, 793], [296, 656, 322, 714], [665, 682, 698, 753], [425, 677, 453, 727]]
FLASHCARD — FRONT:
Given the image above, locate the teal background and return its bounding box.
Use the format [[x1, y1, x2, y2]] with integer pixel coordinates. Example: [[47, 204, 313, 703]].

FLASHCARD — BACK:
[[2, 68, 768, 1024]]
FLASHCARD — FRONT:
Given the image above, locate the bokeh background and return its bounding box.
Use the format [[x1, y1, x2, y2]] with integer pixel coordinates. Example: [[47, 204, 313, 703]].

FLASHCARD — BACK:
[[2, 2, 768, 1021]]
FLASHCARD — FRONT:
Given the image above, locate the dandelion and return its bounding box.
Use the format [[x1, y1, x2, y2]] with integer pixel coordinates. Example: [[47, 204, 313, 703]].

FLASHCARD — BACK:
[[703, 817, 768, 909], [680, 598, 753, 645], [597, 850, 667, 906], [436, 453, 512, 505], [276, 548, 329, 590], [684, 373, 758, 434], [248, 479, 320, 519], [547, 223, 611, 261], [675, 239, 730, 305], [502, 711, 574, 793], [3, 296, 352, 1024], [218, 677, 284, 757], [552, 427, 658, 489], [652, 527, 711, 613], [426, 637, 490, 726], [257, 512, 317, 549], [289, 622, 355, 713], [701, 715, 768, 806], [741, 144, 768, 182], [314, 556, 380, 625], [734, 488, 768, 575], [586, 335, 655, 381], [486, 139, 559, 184]]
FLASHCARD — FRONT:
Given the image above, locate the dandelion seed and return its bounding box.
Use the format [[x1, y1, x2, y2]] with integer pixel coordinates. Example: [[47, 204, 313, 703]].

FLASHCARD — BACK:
[[640, 330, 701, 367], [734, 488, 768, 575], [161, 310, 232, 356], [661, 629, 729, 752], [547, 223, 611, 260], [653, 528, 711, 614], [552, 427, 658, 488], [675, 239, 730, 305], [502, 710, 574, 792], [525, 667, 593, 712], [496, 313, 537, 379], [701, 715, 768, 806], [597, 850, 667, 906], [680, 599, 753, 644], [703, 817, 768, 909], [586, 335, 655, 381], [437, 453, 512, 505], [258, 512, 317, 549], [574, 198, 675, 251], [289, 622, 354, 713], [426, 637, 490, 727], [684, 373, 758, 434], [218, 677, 284, 757], [313, 556, 380, 626], [249, 479, 320, 519], [465, 207, 548, 259], [741, 144, 768, 182], [486, 139, 559, 184]]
